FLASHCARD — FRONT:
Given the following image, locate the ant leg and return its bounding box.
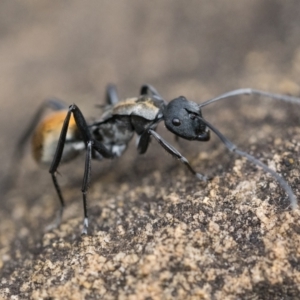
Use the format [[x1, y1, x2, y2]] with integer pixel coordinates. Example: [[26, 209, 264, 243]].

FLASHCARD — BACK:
[[199, 88, 300, 108], [81, 141, 92, 234], [137, 131, 151, 154], [77, 139, 115, 233], [106, 84, 119, 105], [197, 116, 298, 209], [146, 129, 209, 181], [140, 84, 163, 99], [1, 98, 67, 194], [49, 104, 113, 233], [17, 98, 67, 150], [48, 108, 73, 229]]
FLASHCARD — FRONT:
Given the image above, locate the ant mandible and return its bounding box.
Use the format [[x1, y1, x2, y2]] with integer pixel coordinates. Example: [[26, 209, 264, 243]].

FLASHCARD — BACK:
[[19, 84, 300, 233]]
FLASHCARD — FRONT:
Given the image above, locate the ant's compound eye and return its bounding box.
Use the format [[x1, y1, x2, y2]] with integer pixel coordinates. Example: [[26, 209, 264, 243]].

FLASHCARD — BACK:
[[172, 118, 181, 126]]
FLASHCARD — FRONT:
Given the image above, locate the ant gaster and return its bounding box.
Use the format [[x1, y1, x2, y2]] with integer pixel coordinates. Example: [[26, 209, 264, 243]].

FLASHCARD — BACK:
[[21, 85, 300, 233]]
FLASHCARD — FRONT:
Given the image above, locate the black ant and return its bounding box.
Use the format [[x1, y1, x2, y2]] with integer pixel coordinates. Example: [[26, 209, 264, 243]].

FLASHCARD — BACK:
[[12, 84, 300, 233]]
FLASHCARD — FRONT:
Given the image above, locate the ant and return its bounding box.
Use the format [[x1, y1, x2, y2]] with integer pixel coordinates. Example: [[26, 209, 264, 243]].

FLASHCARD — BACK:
[[11, 84, 300, 234]]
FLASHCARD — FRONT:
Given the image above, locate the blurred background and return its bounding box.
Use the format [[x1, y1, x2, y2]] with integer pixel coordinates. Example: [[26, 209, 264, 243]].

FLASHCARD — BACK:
[[1, 0, 300, 256]]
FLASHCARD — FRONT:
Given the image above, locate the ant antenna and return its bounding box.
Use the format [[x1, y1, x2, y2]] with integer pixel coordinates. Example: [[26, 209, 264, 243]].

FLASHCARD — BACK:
[[198, 88, 300, 108], [197, 116, 298, 209]]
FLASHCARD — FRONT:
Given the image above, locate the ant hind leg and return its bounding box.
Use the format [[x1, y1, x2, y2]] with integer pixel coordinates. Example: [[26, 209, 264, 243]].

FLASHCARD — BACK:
[[49, 104, 113, 234], [1, 98, 68, 195]]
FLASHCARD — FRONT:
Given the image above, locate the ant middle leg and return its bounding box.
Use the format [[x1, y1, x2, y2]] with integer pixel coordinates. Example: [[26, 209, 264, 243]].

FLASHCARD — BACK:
[[106, 84, 119, 105]]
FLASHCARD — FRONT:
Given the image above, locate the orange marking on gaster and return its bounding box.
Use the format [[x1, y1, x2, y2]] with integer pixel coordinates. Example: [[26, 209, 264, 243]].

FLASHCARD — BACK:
[[31, 111, 77, 163]]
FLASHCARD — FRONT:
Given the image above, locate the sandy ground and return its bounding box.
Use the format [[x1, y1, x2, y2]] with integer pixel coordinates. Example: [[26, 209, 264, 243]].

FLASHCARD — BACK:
[[0, 1, 300, 299]]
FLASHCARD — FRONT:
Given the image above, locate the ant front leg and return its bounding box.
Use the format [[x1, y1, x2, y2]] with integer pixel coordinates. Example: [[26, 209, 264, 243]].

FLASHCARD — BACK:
[[138, 128, 209, 181], [140, 84, 163, 99], [49, 104, 113, 234]]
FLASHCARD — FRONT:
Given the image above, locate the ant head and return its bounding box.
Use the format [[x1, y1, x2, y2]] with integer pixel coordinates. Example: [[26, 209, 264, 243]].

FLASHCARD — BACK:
[[164, 96, 210, 141]]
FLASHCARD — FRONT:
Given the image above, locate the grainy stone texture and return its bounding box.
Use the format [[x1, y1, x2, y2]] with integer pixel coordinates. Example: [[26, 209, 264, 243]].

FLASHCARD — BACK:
[[1, 1, 300, 299]]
